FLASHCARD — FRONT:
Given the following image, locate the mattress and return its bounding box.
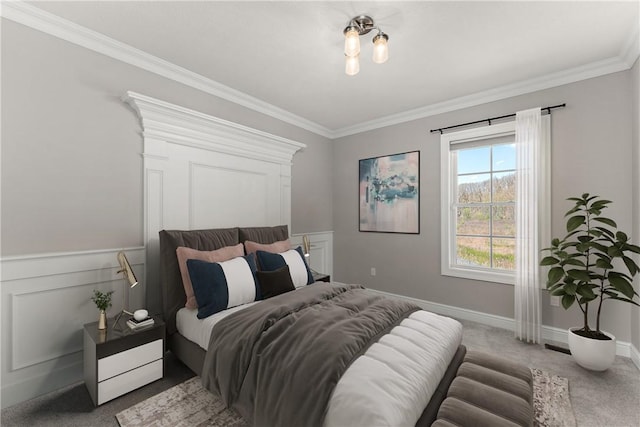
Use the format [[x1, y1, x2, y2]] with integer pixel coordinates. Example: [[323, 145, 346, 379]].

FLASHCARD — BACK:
[[176, 302, 257, 350]]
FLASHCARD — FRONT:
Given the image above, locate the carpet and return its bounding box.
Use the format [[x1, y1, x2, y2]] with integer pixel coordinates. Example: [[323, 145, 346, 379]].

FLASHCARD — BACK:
[[117, 369, 576, 427]]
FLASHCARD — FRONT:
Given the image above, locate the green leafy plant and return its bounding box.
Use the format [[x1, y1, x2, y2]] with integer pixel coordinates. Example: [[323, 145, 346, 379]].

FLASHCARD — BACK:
[[541, 194, 640, 340], [91, 290, 114, 311]]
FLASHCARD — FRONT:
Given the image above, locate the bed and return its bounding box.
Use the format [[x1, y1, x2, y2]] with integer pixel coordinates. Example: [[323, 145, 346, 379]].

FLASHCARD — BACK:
[[159, 225, 467, 427]]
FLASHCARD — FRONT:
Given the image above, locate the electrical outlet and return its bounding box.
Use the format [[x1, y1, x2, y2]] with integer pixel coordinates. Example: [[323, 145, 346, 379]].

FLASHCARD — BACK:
[[370, 267, 376, 276], [550, 295, 560, 307]]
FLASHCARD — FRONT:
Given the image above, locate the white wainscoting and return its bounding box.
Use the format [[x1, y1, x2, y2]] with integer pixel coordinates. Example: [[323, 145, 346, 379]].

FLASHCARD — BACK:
[[1, 247, 145, 409], [290, 231, 334, 278], [366, 288, 640, 371]]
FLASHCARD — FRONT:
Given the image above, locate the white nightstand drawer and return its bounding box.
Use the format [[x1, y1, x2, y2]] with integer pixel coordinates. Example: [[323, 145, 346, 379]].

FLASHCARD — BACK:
[[98, 339, 162, 382], [98, 359, 163, 405]]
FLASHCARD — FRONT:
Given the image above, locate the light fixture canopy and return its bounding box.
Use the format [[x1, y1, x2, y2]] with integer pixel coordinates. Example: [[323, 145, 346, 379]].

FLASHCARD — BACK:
[[342, 15, 389, 76]]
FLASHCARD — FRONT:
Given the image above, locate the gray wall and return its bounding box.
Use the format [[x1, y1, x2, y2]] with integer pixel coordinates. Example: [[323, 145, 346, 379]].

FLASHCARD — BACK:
[[1, 19, 333, 257], [1, 9, 635, 345], [333, 71, 636, 341], [633, 57, 640, 351]]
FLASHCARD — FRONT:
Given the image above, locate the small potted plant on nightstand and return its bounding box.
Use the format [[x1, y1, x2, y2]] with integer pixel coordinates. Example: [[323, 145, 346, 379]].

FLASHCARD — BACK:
[[91, 290, 114, 330], [541, 194, 640, 371]]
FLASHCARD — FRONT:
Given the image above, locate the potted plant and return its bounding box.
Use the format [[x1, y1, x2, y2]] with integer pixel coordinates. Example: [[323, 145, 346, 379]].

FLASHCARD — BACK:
[[91, 290, 114, 330], [541, 193, 640, 370]]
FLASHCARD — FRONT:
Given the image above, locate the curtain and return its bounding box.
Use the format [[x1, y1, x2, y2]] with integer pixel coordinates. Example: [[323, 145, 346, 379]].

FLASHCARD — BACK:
[[515, 107, 544, 343]]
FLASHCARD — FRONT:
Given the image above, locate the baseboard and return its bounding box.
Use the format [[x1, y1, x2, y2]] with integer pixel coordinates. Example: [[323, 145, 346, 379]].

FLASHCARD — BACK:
[[366, 288, 638, 367]]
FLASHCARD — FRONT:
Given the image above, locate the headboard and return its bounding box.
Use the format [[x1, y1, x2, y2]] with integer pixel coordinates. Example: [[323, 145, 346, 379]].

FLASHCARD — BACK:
[[159, 225, 288, 335], [123, 92, 305, 319]]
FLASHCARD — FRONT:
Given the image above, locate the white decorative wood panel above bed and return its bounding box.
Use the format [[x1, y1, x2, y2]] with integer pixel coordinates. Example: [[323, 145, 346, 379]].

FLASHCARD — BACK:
[[123, 91, 305, 314]]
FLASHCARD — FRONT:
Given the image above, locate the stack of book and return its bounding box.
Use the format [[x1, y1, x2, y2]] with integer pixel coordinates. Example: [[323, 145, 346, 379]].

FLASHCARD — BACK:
[[126, 316, 155, 330]]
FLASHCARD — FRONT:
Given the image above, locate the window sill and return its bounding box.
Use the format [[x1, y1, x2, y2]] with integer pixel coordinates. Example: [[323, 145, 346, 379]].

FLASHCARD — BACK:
[[441, 266, 514, 285]]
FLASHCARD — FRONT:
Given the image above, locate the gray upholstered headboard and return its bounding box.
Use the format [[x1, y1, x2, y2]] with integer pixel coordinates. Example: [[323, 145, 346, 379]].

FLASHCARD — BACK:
[[159, 225, 288, 335]]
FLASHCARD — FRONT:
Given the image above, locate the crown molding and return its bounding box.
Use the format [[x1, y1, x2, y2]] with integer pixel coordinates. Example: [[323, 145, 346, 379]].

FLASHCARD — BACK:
[[332, 54, 633, 138], [2, 1, 637, 141], [0, 1, 333, 139], [123, 91, 306, 165]]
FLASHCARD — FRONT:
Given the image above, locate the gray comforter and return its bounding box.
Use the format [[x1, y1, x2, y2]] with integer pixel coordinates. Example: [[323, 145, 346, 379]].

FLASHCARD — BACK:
[[201, 282, 420, 427]]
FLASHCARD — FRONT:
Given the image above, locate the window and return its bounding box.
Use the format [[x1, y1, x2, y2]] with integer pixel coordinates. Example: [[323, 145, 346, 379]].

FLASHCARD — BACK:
[[441, 122, 518, 284], [440, 118, 550, 285]]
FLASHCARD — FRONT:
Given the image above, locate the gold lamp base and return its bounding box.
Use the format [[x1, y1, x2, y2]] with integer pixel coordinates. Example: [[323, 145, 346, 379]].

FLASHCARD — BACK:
[[112, 309, 134, 330]]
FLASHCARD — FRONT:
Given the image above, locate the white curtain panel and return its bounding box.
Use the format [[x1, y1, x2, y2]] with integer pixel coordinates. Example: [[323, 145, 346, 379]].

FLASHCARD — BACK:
[[515, 107, 544, 343]]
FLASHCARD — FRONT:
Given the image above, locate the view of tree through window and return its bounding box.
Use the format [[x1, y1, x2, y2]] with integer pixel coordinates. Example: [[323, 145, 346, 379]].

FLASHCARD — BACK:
[[455, 142, 516, 270]]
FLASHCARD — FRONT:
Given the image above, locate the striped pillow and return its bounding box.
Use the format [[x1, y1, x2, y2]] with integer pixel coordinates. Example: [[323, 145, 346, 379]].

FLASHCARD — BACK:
[[187, 254, 260, 319], [255, 246, 313, 288], [176, 244, 245, 309]]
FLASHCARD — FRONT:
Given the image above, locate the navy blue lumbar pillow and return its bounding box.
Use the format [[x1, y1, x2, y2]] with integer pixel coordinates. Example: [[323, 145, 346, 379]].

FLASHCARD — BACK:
[[255, 246, 313, 288], [187, 253, 260, 319]]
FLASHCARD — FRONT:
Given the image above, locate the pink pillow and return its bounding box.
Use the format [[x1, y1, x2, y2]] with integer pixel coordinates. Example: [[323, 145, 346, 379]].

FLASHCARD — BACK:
[[177, 244, 244, 309], [244, 239, 291, 256]]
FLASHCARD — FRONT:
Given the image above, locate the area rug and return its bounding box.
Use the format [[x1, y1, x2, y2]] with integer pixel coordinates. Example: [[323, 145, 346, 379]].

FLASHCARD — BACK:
[[117, 369, 576, 427], [532, 368, 577, 427]]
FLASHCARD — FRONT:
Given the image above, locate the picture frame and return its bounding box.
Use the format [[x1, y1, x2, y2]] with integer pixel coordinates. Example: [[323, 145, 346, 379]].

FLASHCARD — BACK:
[[359, 150, 420, 234]]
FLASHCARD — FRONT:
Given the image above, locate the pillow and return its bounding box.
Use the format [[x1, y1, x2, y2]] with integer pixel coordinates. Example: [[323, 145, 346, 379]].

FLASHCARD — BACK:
[[256, 265, 296, 299], [244, 239, 291, 257], [177, 244, 245, 309], [255, 246, 314, 288], [187, 254, 260, 319]]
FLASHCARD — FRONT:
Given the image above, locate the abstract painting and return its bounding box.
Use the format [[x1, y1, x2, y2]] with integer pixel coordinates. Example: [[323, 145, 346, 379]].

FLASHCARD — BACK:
[[359, 151, 420, 233]]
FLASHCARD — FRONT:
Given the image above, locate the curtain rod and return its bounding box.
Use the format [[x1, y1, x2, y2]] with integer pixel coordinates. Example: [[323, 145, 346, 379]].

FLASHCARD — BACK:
[[430, 103, 566, 134]]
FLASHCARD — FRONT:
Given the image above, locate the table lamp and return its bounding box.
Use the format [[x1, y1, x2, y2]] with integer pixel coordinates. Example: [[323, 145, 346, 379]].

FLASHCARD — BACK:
[[113, 251, 139, 329]]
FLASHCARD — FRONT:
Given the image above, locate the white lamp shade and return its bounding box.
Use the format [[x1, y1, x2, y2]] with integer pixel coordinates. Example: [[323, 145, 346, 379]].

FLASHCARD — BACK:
[[372, 35, 389, 64], [344, 27, 360, 57], [345, 54, 360, 76]]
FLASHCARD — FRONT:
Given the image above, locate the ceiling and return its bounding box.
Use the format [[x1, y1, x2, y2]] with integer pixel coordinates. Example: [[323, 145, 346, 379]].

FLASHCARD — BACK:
[[25, 1, 640, 137]]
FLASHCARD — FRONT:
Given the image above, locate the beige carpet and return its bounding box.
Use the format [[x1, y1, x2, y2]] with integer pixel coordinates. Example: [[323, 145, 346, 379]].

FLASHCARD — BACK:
[[117, 370, 576, 427]]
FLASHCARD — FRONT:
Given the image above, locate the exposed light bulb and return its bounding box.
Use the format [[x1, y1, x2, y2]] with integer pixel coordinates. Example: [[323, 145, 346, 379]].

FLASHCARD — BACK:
[[344, 26, 361, 57], [372, 32, 389, 64], [345, 54, 360, 76]]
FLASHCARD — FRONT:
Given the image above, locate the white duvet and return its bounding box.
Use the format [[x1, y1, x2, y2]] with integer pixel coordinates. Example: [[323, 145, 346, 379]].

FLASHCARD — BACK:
[[177, 292, 463, 427]]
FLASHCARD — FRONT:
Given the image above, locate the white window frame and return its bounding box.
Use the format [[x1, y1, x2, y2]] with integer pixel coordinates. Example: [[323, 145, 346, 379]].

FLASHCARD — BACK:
[[440, 118, 550, 285]]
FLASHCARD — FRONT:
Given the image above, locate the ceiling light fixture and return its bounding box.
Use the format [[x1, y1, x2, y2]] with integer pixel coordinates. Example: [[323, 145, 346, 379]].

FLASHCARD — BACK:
[[343, 15, 389, 76]]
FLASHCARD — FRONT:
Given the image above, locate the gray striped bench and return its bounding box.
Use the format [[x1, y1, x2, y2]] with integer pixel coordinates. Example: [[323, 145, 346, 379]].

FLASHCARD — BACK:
[[433, 351, 534, 427]]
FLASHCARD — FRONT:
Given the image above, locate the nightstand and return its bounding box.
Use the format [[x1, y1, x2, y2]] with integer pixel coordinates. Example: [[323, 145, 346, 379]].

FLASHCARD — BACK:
[[313, 272, 331, 282], [83, 316, 165, 406]]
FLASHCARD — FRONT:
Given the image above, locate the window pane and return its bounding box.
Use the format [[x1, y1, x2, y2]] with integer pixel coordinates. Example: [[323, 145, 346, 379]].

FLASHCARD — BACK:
[[458, 174, 491, 203], [457, 146, 490, 175], [456, 236, 490, 268], [492, 171, 515, 202], [492, 143, 516, 171], [492, 238, 515, 270], [492, 205, 515, 236], [457, 207, 490, 235]]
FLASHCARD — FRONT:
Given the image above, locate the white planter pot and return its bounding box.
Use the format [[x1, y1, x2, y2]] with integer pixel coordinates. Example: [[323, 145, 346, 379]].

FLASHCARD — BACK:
[[567, 328, 616, 371]]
